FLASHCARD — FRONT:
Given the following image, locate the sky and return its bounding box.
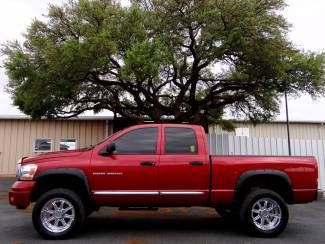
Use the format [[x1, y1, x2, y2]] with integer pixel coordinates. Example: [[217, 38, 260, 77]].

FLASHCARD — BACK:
[[0, 0, 324, 121]]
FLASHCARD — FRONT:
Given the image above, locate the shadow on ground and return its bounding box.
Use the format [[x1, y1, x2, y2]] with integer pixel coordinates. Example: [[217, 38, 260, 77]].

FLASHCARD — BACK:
[[83, 207, 242, 235]]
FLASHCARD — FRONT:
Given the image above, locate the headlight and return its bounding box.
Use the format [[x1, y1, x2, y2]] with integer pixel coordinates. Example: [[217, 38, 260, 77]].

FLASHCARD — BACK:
[[17, 163, 38, 181]]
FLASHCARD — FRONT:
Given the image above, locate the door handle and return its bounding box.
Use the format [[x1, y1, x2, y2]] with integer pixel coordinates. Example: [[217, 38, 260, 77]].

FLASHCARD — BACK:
[[189, 161, 204, 166], [140, 161, 156, 166]]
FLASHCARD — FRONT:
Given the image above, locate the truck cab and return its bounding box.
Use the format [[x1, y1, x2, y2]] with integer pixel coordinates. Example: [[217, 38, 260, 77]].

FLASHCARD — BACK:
[[90, 124, 210, 207]]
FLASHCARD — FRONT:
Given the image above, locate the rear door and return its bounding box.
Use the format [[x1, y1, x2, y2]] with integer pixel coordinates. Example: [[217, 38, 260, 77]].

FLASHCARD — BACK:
[[158, 125, 210, 206]]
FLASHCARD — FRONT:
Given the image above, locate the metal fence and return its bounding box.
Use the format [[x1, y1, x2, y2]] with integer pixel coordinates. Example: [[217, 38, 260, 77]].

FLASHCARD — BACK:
[[208, 134, 325, 190]]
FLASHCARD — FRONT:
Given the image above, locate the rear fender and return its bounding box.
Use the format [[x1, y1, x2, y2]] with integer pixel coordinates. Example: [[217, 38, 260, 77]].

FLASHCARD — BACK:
[[235, 169, 293, 204]]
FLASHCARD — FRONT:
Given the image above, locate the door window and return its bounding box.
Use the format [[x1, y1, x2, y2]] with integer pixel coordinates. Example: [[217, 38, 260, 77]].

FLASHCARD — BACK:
[[164, 127, 198, 154], [113, 127, 158, 154]]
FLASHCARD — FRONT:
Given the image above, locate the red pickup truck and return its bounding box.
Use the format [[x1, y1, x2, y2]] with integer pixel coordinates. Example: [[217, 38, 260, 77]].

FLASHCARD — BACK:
[[9, 124, 318, 239]]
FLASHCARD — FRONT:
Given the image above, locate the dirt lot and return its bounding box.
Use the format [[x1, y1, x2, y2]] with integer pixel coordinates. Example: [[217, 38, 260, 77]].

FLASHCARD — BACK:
[[1, 177, 324, 244]]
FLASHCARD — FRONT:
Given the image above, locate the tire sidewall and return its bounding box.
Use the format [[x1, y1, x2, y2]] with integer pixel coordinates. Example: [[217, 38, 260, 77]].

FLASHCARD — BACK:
[[32, 188, 85, 239], [240, 190, 289, 237]]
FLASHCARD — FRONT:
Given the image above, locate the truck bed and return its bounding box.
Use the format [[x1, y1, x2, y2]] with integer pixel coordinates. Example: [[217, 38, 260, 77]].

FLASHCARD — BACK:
[[209, 155, 318, 205]]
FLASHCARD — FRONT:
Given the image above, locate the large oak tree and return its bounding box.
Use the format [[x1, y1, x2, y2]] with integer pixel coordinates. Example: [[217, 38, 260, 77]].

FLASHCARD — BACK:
[[2, 0, 325, 127]]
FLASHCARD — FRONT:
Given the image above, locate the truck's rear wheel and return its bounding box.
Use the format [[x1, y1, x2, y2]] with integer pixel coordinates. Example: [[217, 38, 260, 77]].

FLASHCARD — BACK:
[[32, 188, 86, 239], [239, 189, 288, 237]]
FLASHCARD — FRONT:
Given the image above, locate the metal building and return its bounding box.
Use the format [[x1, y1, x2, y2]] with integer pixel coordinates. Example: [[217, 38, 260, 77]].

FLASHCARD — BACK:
[[209, 121, 325, 140], [0, 115, 113, 176]]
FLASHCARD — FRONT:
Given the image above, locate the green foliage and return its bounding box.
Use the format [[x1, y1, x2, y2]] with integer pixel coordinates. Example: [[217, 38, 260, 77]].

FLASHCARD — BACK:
[[2, 0, 325, 126]]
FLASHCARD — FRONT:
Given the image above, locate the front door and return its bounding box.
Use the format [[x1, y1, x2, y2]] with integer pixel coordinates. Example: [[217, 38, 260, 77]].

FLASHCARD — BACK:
[[90, 126, 160, 206]]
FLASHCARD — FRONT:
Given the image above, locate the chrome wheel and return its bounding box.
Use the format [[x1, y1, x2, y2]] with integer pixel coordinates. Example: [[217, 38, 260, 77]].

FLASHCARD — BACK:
[[40, 198, 75, 233], [251, 197, 282, 231]]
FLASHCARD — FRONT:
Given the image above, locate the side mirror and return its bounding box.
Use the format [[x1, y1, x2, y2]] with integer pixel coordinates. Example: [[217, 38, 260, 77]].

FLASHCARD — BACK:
[[99, 143, 116, 156]]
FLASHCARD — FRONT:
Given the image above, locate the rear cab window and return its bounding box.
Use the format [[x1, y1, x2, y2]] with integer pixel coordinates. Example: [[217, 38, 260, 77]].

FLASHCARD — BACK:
[[164, 127, 198, 154]]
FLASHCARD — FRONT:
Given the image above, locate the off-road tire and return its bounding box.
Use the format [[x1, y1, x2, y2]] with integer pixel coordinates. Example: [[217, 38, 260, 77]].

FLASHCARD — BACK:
[[32, 188, 86, 239], [239, 189, 289, 237]]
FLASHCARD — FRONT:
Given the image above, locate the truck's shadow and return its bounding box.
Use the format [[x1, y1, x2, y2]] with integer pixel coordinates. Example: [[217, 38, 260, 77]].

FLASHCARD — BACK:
[[81, 208, 244, 237]]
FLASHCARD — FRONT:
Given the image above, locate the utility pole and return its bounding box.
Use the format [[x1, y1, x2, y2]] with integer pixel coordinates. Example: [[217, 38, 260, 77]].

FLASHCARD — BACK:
[[284, 90, 291, 156]]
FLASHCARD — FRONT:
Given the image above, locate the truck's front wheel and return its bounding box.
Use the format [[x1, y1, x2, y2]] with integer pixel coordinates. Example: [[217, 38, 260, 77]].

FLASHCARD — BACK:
[[239, 189, 289, 237], [32, 188, 86, 239]]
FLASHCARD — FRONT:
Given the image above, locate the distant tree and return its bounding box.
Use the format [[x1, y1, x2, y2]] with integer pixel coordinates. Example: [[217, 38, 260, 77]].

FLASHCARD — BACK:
[[2, 0, 325, 128]]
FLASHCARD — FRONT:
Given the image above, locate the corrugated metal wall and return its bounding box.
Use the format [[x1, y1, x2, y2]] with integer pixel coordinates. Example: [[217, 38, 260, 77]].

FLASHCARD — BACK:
[[0, 119, 112, 176], [208, 134, 325, 190], [209, 122, 325, 140]]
